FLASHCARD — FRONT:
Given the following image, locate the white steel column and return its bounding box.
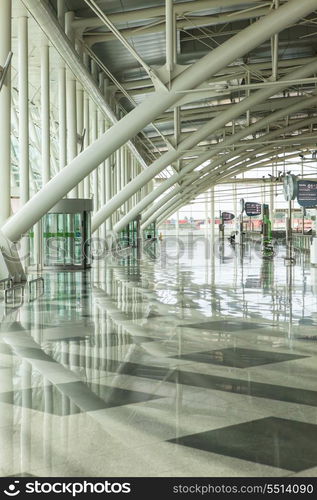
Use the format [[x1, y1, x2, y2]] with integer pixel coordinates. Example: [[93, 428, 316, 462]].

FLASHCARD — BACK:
[[210, 187, 215, 243], [0, 0, 12, 224], [166, 0, 174, 74], [272, 0, 280, 81], [124, 149, 129, 214], [83, 91, 90, 198], [77, 83, 84, 197], [91, 101, 98, 209], [103, 76, 112, 232], [18, 14, 29, 206], [77, 40, 84, 197], [83, 52, 91, 198], [105, 156, 112, 232], [66, 70, 78, 196], [100, 116, 106, 239], [120, 147, 125, 209], [58, 62, 66, 170], [57, 0, 65, 29], [41, 41, 50, 185], [18, 13, 29, 266], [66, 11, 78, 197]]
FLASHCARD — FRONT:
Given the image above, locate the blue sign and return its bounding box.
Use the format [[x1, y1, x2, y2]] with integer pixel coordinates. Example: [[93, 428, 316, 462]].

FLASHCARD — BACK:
[[222, 212, 235, 221], [297, 180, 317, 208], [245, 202, 261, 216]]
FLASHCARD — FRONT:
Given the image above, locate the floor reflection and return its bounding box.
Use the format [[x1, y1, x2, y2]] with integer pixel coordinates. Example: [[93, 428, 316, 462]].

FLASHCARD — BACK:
[[0, 239, 316, 477]]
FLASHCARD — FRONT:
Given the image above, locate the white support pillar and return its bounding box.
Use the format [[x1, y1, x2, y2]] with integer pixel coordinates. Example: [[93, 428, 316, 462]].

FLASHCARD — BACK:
[[58, 62, 66, 170], [37, 38, 50, 269], [77, 83, 84, 197], [0, 0, 12, 225], [124, 149, 129, 214], [76, 40, 84, 197], [272, 0, 280, 81], [18, 14, 29, 206], [57, 0, 65, 30], [18, 13, 29, 267], [100, 117, 106, 239], [83, 96, 90, 198], [66, 69, 78, 196], [102, 77, 112, 232], [41, 41, 50, 185], [166, 0, 174, 74], [83, 52, 91, 198], [105, 137, 112, 233], [91, 100, 98, 209], [210, 187, 215, 243], [120, 147, 125, 208], [98, 73, 106, 228], [65, 11, 78, 197]]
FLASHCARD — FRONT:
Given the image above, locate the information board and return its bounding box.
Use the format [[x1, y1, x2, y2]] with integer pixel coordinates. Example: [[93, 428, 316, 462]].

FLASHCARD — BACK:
[[245, 202, 262, 216], [222, 212, 235, 221], [297, 180, 317, 208]]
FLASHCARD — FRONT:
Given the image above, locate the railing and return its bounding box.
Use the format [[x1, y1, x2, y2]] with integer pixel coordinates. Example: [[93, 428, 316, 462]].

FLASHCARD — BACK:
[[4, 283, 25, 307], [244, 231, 312, 252], [0, 276, 13, 291], [1, 276, 45, 308], [28, 277, 44, 301], [292, 234, 312, 252]]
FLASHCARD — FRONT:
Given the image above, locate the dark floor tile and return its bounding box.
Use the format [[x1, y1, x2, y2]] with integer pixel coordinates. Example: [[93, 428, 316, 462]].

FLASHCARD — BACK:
[[119, 311, 163, 320], [167, 371, 317, 407], [104, 360, 317, 407], [44, 336, 91, 344], [0, 381, 162, 415], [295, 336, 317, 341], [171, 348, 308, 368], [168, 417, 317, 472], [179, 320, 265, 332]]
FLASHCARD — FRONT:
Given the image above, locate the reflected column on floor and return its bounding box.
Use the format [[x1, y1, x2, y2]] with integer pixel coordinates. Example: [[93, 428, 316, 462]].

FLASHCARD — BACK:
[[21, 360, 32, 474]]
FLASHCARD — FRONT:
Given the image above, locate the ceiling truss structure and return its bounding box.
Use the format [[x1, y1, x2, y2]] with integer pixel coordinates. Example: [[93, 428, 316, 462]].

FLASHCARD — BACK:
[[2, 0, 317, 247]]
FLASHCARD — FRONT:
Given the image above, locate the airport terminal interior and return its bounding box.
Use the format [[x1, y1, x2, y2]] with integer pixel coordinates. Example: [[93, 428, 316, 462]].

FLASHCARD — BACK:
[[1, 0, 317, 478]]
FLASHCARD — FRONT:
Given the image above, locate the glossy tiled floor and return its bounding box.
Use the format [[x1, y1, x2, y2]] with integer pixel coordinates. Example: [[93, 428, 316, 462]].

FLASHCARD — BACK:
[[1, 237, 317, 477]]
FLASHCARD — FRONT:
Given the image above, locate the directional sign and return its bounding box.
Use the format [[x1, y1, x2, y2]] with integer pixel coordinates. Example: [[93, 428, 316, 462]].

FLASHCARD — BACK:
[[222, 212, 235, 221], [297, 180, 317, 208], [245, 202, 262, 216]]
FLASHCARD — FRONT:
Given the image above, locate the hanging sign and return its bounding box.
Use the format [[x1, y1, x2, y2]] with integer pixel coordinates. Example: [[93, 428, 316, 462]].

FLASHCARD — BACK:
[[222, 212, 235, 221], [240, 198, 245, 213], [297, 180, 317, 208], [245, 202, 262, 216]]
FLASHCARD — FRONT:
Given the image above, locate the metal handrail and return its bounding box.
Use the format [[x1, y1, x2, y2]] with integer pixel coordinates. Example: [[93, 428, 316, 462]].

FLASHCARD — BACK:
[[1, 276, 44, 309], [4, 283, 25, 307], [28, 277, 44, 300], [0, 277, 14, 291]]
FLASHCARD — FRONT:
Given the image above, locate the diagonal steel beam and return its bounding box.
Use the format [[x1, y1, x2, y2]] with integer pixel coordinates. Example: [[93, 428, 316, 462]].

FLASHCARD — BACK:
[[140, 115, 317, 229], [104, 58, 317, 233]]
